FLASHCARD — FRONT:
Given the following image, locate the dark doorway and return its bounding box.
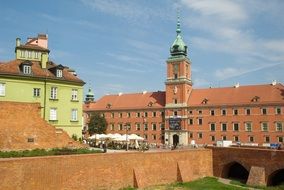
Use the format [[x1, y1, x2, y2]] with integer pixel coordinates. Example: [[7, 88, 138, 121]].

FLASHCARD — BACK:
[[173, 134, 179, 148], [222, 162, 249, 184], [267, 169, 284, 186]]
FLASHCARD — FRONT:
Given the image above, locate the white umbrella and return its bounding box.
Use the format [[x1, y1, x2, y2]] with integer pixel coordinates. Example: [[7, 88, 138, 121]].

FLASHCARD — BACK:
[[113, 135, 129, 142], [128, 134, 144, 141]]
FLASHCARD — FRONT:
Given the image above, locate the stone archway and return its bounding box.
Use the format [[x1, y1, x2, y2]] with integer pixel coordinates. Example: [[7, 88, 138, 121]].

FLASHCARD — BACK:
[[173, 134, 179, 148], [221, 162, 249, 184], [267, 169, 284, 186]]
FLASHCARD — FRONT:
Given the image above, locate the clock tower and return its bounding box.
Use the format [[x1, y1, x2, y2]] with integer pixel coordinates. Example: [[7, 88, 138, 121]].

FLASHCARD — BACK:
[[164, 15, 192, 147]]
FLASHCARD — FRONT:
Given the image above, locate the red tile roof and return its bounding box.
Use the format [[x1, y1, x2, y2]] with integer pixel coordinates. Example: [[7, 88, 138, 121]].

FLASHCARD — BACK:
[[188, 83, 284, 106], [0, 59, 84, 84], [85, 83, 284, 111], [84, 91, 165, 111], [16, 44, 49, 52]]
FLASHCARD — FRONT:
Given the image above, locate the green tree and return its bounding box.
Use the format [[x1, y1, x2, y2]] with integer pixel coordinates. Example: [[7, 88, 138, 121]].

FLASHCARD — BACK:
[[88, 113, 107, 135]]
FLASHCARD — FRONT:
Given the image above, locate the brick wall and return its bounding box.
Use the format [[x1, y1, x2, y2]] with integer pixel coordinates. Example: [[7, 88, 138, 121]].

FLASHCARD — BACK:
[[211, 147, 284, 185], [0, 149, 212, 190], [0, 101, 82, 150]]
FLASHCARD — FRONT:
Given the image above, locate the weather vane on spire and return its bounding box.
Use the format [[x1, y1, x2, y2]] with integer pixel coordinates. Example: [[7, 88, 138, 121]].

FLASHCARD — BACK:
[[176, 8, 181, 35]]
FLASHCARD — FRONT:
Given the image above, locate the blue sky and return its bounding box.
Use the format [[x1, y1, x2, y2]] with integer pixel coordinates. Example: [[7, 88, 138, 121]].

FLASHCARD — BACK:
[[1, 0, 284, 99]]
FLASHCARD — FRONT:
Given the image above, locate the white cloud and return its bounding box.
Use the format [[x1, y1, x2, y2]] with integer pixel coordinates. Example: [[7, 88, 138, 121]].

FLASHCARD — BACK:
[[182, 0, 247, 23], [215, 63, 284, 80], [262, 40, 284, 53], [80, 0, 172, 24], [193, 78, 210, 87]]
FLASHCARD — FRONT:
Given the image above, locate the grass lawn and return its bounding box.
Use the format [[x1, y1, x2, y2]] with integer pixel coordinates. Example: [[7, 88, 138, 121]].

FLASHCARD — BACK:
[[121, 177, 284, 190], [0, 148, 103, 158]]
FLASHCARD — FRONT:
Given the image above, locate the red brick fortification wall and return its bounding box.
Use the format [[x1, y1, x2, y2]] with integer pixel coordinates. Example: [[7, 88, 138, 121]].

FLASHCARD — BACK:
[[211, 147, 284, 186], [0, 101, 82, 150], [0, 149, 212, 190]]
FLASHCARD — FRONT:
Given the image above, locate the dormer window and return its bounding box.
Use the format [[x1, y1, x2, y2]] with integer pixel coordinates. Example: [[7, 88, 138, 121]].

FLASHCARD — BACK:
[[56, 69, 63, 78], [202, 98, 208, 104], [251, 96, 260, 102], [23, 65, 31, 74], [20, 61, 32, 75]]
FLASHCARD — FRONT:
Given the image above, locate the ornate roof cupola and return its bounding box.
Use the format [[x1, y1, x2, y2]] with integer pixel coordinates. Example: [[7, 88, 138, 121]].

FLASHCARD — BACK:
[[170, 13, 187, 57], [85, 87, 95, 103]]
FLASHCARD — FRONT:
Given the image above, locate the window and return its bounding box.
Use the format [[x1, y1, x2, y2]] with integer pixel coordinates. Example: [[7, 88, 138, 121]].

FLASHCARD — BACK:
[[174, 73, 178, 79], [49, 108, 57, 120], [211, 135, 215, 141], [234, 136, 239, 142], [261, 108, 267, 115], [264, 136, 270, 143], [233, 123, 239, 131], [261, 122, 268, 131], [245, 122, 252, 132], [198, 110, 202, 114], [210, 110, 215, 116], [152, 134, 156, 140], [153, 112, 156, 117], [160, 123, 165, 130], [23, 65, 31, 74], [71, 89, 78, 100], [35, 52, 39, 59], [161, 111, 164, 117], [144, 123, 148, 131], [71, 109, 78, 121], [221, 109, 226, 116], [144, 112, 148, 117], [33, 88, 40, 97], [20, 50, 25, 58], [28, 51, 32, 58], [198, 118, 203, 125], [50, 87, 58, 99], [136, 112, 140, 117], [118, 124, 123, 131], [278, 136, 283, 143], [24, 50, 28, 57], [136, 123, 141, 131], [221, 123, 227, 131], [111, 113, 114, 118], [188, 118, 193, 125], [0, 83, 6, 96], [198, 133, 203, 139], [276, 122, 283, 131], [189, 132, 193, 138], [144, 134, 148, 140], [275, 107, 282, 115], [119, 113, 123, 118], [233, 109, 238, 115], [152, 123, 157, 131], [174, 111, 178, 116], [222, 136, 227, 140], [110, 123, 114, 131], [210, 123, 216, 131], [56, 69, 63, 78], [189, 110, 193, 114], [249, 136, 254, 142], [127, 112, 131, 118], [174, 99, 178, 104], [245, 108, 251, 115]]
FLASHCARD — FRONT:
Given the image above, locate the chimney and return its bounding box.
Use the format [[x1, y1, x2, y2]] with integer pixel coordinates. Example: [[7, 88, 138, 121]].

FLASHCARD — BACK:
[[234, 83, 240, 88], [16, 38, 21, 47]]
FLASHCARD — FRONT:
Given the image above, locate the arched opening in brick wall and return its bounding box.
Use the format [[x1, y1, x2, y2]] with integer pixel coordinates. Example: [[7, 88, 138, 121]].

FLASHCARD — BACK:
[[221, 162, 249, 184], [267, 169, 284, 186]]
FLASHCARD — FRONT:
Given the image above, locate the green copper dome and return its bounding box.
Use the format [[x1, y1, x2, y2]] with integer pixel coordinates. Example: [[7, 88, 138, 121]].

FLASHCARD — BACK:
[[85, 87, 95, 102], [170, 15, 187, 56]]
